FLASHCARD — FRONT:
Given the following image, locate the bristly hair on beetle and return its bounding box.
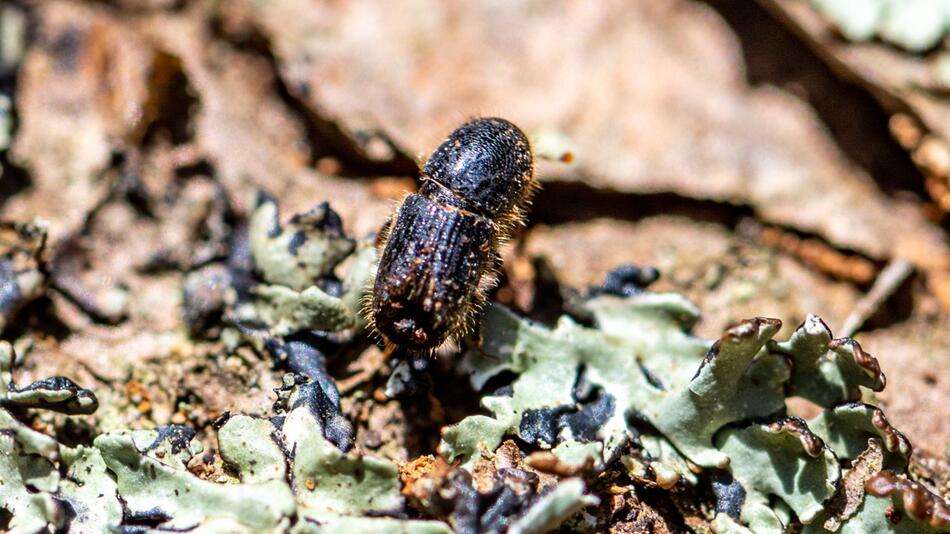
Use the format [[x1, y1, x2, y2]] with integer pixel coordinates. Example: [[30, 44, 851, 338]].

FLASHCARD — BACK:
[[366, 117, 537, 353]]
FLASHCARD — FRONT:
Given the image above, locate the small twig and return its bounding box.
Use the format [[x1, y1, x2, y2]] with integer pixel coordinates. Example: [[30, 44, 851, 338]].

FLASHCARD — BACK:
[[839, 260, 914, 338]]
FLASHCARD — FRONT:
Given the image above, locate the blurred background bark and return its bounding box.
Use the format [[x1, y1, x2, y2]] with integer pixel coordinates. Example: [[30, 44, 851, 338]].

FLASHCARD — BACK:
[[0, 0, 947, 492]]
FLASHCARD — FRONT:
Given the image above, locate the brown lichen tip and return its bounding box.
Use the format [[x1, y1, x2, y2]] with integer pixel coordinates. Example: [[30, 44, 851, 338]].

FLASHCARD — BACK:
[[525, 451, 592, 478], [869, 407, 913, 458], [828, 337, 886, 390], [866, 471, 950, 529], [767, 417, 825, 458], [726, 317, 783, 339], [699, 316, 782, 367]]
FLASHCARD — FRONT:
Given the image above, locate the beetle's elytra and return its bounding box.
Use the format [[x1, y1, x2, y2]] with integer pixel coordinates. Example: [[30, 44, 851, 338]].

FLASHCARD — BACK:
[[370, 118, 535, 351]]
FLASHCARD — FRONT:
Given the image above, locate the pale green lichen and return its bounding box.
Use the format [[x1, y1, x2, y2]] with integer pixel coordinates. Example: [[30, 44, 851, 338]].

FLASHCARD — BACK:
[[57, 445, 122, 532], [214, 406, 453, 533], [441, 291, 944, 533], [715, 420, 839, 529], [507, 478, 599, 534], [229, 196, 375, 339], [249, 284, 356, 334], [441, 296, 790, 470], [0, 342, 118, 533], [96, 429, 297, 532], [249, 195, 356, 292], [775, 315, 885, 408], [0, 432, 66, 533], [0, 381, 453, 533], [218, 414, 287, 484], [1, 341, 96, 455], [827, 494, 936, 534], [808, 403, 912, 467]]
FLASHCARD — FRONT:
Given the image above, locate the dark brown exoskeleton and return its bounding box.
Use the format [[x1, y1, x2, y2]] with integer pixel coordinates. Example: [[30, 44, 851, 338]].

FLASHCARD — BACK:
[[370, 118, 535, 352]]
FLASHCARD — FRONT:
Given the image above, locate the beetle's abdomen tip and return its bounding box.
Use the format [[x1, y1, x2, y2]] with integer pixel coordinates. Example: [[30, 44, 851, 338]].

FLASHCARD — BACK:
[[373, 298, 444, 351], [392, 317, 429, 346]]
